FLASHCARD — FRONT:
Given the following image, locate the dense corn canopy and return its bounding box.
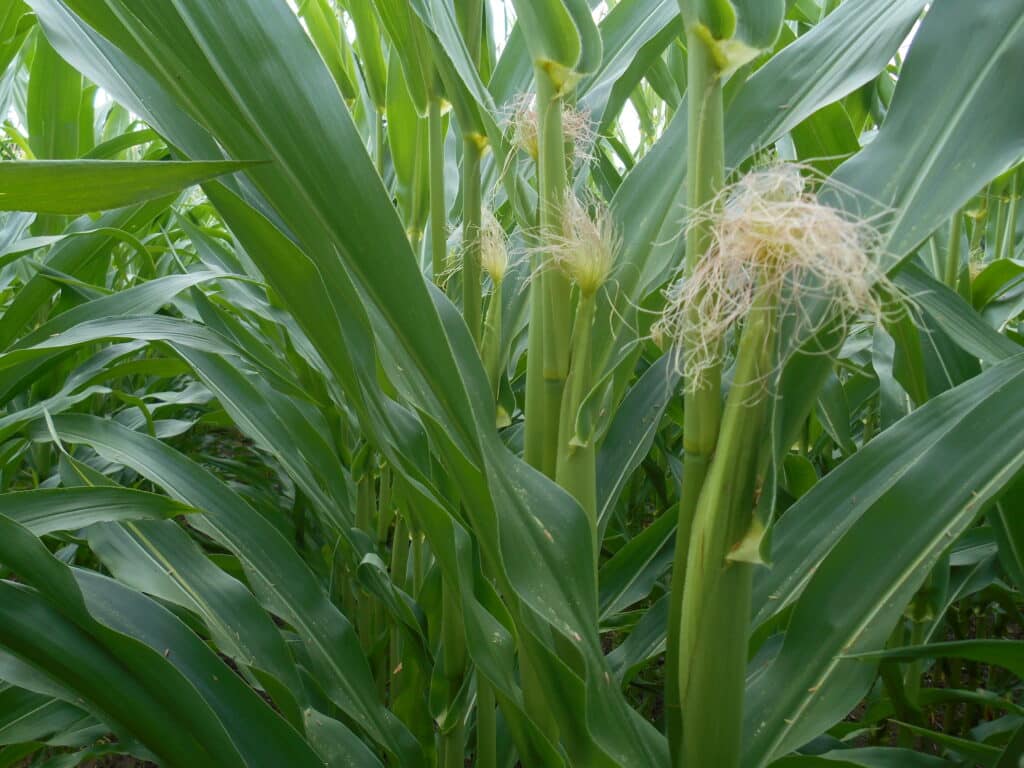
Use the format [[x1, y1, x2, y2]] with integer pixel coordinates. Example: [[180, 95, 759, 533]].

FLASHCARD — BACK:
[[0, 1, 1022, 766]]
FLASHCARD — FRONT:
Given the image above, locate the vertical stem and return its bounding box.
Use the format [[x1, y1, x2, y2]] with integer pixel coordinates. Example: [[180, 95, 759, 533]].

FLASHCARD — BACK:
[[459, 0, 484, 65], [409, 119, 429, 263], [964, 200, 988, 301], [968, 194, 987, 258], [517, 632, 560, 746], [292, 489, 307, 547], [928, 238, 943, 281], [524, 243, 548, 469], [375, 109, 386, 177], [990, 611, 1007, 693], [429, 96, 447, 282], [678, 284, 776, 768], [476, 677, 497, 768], [440, 576, 467, 768], [992, 192, 1009, 262], [458, 0, 486, 347], [879, 657, 916, 747], [390, 516, 410, 593], [945, 210, 963, 289], [390, 513, 410, 694], [462, 138, 484, 345], [524, 67, 571, 477], [903, 619, 927, 704], [665, 20, 726, 761], [374, 469, 393, 701], [555, 290, 598, 567], [879, 619, 919, 746], [355, 473, 377, 660], [412, 529, 424, 597], [481, 279, 505, 400], [376, 467, 394, 545], [943, 626, 961, 733], [962, 607, 985, 735], [1003, 169, 1021, 260]]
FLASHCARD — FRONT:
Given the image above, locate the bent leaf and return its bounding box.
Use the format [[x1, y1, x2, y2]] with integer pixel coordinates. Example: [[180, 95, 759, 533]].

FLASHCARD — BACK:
[[0, 160, 259, 214]]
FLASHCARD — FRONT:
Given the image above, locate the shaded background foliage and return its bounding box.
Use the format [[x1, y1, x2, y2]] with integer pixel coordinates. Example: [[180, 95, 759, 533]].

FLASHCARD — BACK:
[[0, 0, 1021, 766]]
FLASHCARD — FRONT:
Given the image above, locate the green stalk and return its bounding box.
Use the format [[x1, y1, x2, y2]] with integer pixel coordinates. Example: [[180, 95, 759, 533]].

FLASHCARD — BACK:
[[962, 607, 987, 736], [512, 604, 560, 747], [968, 218, 984, 256], [524, 246, 547, 469], [373, 469, 393, 701], [945, 210, 963, 289], [475, 677, 497, 768], [928, 238, 942, 281], [943, 636, 961, 734], [903, 554, 946, 713], [678, 282, 777, 768], [1003, 169, 1021, 259], [470, 149, 500, 739], [992, 192, 1009, 262], [481, 280, 505, 400], [412, 528, 424, 597], [877, 621, 920, 746], [355, 473, 376, 660], [374, 109, 385, 177], [462, 137, 484, 345], [389, 513, 410, 698], [390, 516, 410, 592], [458, 0, 484, 66], [555, 289, 598, 564], [409, 120, 429, 261], [440, 575, 467, 768], [903, 619, 927, 704], [968, 195, 987, 259], [429, 95, 447, 283], [964, 201, 988, 301], [879, 661, 917, 748], [376, 467, 394, 546], [292, 489, 307, 547], [665, 19, 726, 759], [524, 66, 572, 477]]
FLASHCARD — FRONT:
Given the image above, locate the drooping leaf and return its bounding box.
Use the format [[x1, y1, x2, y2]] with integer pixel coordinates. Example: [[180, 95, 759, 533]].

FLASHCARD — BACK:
[[829, 0, 1024, 261], [744, 355, 1024, 765], [0, 161, 258, 214]]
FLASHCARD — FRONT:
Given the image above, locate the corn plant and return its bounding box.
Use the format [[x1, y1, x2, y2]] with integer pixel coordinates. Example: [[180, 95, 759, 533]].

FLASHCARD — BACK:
[[1, 0, 1023, 766]]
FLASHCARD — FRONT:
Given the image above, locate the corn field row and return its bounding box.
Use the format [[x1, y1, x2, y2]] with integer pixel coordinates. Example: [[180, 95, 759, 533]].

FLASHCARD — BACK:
[[0, 0, 1022, 766]]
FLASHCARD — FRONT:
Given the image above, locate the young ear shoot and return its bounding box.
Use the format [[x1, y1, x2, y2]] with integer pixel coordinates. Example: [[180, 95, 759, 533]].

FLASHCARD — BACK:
[[655, 165, 899, 392]]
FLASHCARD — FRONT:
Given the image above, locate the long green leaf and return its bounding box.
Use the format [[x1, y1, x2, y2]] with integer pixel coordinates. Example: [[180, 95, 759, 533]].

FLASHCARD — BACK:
[[0, 160, 257, 214], [42, 4, 650, 759], [895, 264, 1021, 364], [30, 414, 424, 766], [769, 748, 957, 768], [1, 487, 191, 535], [996, 721, 1024, 768], [0, 686, 95, 747], [598, 0, 927, 375], [848, 640, 1024, 680], [743, 355, 1024, 765], [85, 519, 307, 728], [0, 515, 248, 768], [27, 31, 81, 162], [0, 200, 170, 350], [829, 0, 1024, 260]]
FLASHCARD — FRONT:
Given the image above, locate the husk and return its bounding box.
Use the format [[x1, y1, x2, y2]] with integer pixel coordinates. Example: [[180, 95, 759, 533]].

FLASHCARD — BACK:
[[654, 165, 906, 391]]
